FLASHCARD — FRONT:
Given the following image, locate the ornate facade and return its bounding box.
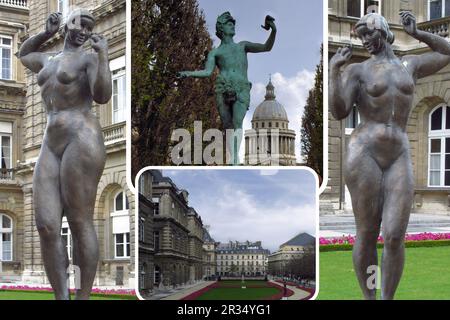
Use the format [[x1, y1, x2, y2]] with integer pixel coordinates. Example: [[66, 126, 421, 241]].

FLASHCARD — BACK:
[[268, 233, 315, 277], [216, 241, 270, 277], [202, 227, 217, 279], [137, 171, 154, 297], [147, 170, 205, 290]]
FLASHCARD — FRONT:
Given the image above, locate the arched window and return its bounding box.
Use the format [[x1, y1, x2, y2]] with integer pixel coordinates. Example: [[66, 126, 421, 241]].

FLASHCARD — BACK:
[[428, 105, 450, 186], [114, 191, 129, 212], [112, 190, 130, 258], [0, 213, 13, 261]]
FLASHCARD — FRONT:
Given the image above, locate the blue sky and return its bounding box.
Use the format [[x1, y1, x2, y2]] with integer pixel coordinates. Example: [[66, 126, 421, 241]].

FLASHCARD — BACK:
[[163, 169, 317, 252], [196, 0, 323, 161]]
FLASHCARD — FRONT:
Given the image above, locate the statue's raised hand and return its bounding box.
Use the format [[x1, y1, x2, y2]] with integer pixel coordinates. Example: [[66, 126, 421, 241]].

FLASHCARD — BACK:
[[90, 34, 108, 54], [45, 12, 62, 36], [330, 46, 352, 69], [261, 15, 276, 32], [400, 11, 417, 37]]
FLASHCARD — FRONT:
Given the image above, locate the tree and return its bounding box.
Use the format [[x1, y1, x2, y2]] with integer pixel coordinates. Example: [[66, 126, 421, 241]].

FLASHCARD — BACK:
[[301, 45, 323, 181], [286, 251, 316, 279], [131, 0, 221, 180]]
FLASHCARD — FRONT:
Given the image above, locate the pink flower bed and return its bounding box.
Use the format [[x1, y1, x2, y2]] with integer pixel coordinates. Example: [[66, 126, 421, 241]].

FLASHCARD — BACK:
[[0, 285, 135, 296], [319, 232, 450, 246]]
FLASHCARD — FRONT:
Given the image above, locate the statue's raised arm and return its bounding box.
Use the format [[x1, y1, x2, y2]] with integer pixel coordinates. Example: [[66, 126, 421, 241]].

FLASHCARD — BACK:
[[242, 15, 277, 53], [400, 11, 450, 79], [19, 12, 62, 73]]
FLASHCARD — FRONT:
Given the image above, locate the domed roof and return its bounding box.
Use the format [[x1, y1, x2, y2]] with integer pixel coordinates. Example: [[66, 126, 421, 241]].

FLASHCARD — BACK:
[[252, 80, 288, 122]]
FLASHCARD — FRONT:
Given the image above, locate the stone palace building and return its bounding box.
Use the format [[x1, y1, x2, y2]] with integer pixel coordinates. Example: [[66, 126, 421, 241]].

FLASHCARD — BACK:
[[0, 0, 132, 288], [268, 232, 315, 277], [216, 241, 270, 277], [322, 0, 450, 215], [137, 170, 206, 298]]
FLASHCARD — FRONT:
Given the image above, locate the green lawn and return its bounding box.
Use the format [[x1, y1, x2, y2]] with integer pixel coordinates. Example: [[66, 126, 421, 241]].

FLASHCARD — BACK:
[[318, 246, 450, 300], [215, 280, 268, 287], [0, 291, 134, 300], [196, 281, 280, 300]]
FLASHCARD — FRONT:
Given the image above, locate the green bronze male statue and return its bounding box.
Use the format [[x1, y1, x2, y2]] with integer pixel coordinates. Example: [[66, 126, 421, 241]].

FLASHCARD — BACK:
[[179, 12, 276, 165]]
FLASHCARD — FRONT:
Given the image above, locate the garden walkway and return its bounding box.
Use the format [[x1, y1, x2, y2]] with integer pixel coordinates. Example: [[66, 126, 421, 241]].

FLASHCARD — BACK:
[[159, 281, 216, 300], [268, 281, 312, 300]]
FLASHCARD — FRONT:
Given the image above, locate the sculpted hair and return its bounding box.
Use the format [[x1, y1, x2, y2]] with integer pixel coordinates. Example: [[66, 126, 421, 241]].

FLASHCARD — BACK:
[[63, 8, 95, 37], [355, 13, 395, 44], [216, 11, 235, 40]]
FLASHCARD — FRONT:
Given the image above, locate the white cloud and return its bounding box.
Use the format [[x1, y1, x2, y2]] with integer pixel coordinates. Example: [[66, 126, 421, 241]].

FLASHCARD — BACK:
[[196, 182, 316, 252], [240, 70, 315, 162]]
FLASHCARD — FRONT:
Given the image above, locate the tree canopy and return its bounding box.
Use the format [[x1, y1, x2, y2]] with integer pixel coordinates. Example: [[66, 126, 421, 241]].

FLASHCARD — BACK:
[[131, 0, 220, 179], [301, 45, 323, 181]]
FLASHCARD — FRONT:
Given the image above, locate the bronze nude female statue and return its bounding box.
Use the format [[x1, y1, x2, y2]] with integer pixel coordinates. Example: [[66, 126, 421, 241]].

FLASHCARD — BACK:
[[329, 11, 450, 299], [18, 9, 111, 300]]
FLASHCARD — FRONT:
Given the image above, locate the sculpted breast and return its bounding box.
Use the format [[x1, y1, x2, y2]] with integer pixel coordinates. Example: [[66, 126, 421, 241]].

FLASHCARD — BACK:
[[56, 66, 78, 84], [365, 80, 389, 98]]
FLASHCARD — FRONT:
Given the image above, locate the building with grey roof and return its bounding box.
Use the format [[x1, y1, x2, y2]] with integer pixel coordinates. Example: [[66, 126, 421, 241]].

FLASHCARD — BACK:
[[268, 233, 316, 279], [216, 241, 270, 277], [244, 80, 297, 166]]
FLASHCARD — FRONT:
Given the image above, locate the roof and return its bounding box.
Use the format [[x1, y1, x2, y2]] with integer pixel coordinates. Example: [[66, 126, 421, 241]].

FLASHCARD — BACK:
[[252, 80, 288, 122], [281, 233, 315, 247], [203, 228, 215, 243], [216, 241, 270, 254]]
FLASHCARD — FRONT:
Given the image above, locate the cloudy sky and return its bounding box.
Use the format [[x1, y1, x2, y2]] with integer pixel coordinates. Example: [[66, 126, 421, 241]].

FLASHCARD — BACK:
[[163, 169, 317, 253], [197, 0, 323, 161]]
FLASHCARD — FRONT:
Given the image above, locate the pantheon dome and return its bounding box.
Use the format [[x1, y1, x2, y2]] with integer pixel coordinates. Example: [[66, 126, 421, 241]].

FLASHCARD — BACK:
[[244, 80, 297, 166]]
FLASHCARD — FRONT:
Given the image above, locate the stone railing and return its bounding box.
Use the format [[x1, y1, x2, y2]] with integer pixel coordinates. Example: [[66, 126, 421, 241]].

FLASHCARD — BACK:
[[103, 122, 126, 145], [418, 17, 450, 38], [0, 168, 14, 182], [0, 0, 28, 8]]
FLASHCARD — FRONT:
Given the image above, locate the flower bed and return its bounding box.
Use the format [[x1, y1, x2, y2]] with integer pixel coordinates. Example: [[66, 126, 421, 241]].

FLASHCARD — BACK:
[[0, 285, 136, 299], [320, 233, 450, 252]]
